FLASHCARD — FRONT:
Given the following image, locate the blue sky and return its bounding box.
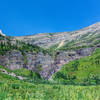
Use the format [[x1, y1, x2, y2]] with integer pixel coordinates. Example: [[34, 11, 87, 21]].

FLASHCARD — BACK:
[[0, 0, 100, 36]]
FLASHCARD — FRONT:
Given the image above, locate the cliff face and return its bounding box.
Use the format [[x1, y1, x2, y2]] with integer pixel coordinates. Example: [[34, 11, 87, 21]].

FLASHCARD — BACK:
[[0, 22, 100, 79], [0, 47, 95, 79]]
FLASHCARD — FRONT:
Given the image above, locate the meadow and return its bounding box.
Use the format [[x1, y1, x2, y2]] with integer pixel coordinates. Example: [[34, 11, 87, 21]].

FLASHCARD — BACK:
[[0, 70, 100, 100], [0, 81, 100, 100]]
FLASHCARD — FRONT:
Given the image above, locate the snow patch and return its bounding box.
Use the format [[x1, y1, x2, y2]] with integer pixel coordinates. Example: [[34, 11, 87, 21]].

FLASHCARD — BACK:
[[0, 30, 6, 36]]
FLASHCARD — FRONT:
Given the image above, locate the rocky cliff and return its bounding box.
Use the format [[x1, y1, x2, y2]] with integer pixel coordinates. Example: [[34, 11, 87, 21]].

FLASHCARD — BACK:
[[0, 22, 100, 79], [0, 47, 95, 79]]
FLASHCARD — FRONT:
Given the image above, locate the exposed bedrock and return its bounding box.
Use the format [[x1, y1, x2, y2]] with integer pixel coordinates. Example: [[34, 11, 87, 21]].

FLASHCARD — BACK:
[[0, 47, 95, 79]]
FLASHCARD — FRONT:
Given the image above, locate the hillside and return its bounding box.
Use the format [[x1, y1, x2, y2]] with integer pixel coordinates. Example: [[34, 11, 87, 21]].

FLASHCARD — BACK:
[[53, 48, 100, 85], [0, 65, 100, 100], [0, 22, 100, 99], [0, 22, 100, 80], [11, 22, 100, 48]]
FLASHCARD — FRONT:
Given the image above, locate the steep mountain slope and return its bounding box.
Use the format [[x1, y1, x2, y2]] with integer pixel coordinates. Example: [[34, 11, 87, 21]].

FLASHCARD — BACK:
[[0, 22, 100, 80], [11, 22, 100, 48]]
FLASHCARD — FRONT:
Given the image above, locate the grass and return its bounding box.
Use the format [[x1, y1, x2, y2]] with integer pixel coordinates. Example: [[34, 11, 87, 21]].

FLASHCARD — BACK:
[[0, 80, 100, 100], [0, 64, 100, 100], [0, 57, 100, 100]]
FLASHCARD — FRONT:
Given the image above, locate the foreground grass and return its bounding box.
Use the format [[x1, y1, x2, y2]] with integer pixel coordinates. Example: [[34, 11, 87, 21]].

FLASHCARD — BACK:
[[0, 69, 100, 100], [0, 81, 100, 100]]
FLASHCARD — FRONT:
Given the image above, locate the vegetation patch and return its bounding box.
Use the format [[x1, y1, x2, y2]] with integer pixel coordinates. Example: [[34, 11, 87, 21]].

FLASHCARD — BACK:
[[53, 48, 100, 85]]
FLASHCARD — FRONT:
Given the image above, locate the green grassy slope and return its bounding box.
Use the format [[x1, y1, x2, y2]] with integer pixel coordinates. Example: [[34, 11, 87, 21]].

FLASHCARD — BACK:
[[53, 48, 100, 85], [0, 68, 100, 100]]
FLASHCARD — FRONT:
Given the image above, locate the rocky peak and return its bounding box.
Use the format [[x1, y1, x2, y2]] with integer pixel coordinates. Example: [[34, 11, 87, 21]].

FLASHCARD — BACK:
[[0, 30, 6, 36]]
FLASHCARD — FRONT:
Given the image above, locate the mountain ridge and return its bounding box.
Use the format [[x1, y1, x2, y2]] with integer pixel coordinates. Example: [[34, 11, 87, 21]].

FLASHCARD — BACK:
[[10, 22, 100, 48], [7, 22, 100, 36]]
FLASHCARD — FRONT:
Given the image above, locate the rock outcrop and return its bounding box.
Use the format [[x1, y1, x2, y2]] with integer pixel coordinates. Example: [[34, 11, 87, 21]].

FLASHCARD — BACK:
[[0, 68, 26, 80], [0, 47, 95, 79]]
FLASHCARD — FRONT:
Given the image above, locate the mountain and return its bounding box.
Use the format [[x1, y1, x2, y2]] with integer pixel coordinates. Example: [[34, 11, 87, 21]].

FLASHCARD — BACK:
[[0, 22, 100, 80], [11, 22, 100, 48], [0, 22, 100, 99]]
